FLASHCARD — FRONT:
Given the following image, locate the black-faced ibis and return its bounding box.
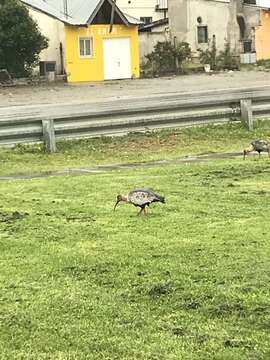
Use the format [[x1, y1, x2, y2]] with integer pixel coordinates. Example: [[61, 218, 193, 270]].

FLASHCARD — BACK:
[[243, 139, 270, 159], [114, 188, 165, 215]]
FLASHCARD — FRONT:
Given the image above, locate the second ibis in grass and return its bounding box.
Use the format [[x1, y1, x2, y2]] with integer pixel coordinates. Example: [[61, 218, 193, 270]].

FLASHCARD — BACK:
[[243, 139, 270, 159]]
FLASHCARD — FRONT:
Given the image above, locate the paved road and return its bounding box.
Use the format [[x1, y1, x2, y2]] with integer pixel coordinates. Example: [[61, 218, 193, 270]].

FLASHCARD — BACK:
[[1, 71, 270, 108], [1, 84, 270, 122]]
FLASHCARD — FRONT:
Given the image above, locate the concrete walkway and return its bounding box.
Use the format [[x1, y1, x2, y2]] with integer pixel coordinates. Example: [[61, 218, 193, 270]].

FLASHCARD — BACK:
[[0, 152, 243, 181]]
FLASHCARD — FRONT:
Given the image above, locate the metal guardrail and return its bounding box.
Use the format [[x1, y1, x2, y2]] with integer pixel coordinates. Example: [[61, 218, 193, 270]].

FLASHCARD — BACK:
[[0, 91, 270, 150]]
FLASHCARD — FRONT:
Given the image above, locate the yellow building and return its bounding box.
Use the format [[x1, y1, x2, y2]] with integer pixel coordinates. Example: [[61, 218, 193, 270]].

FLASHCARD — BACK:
[[256, 9, 270, 60], [65, 24, 139, 82], [21, 0, 141, 82]]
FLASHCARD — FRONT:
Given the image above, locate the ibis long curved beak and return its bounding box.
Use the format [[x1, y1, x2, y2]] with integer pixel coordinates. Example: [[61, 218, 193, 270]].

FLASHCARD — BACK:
[[114, 200, 120, 211]]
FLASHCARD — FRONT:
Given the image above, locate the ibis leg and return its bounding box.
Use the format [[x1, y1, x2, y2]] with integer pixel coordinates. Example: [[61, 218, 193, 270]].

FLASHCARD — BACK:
[[137, 207, 144, 216]]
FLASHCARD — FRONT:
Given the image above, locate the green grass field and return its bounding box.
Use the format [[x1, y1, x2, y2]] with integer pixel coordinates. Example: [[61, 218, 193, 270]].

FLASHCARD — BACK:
[[1, 121, 270, 176], [0, 158, 270, 359]]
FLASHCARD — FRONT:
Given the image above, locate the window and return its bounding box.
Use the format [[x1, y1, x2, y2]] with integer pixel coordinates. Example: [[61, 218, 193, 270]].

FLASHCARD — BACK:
[[197, 26, 208, 43], [243, 40, 252, 53], [79, 37, 93, 57], [156, 0, 168, 9], [39, 61, 56, 76], [140, 17, 153, 24]]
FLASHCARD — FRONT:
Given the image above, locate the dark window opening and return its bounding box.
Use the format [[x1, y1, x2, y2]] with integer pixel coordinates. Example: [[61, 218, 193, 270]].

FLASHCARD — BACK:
[[197, 26, 208, 43], [39, 61, 56, 76], [140, 17, 153, 24], [237, 15, 246, 40], [243, 40, 252, 53]]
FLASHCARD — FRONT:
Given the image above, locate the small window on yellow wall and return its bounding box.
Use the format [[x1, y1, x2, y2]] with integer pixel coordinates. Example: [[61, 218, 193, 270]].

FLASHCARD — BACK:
[[79, 37, 93, 57]]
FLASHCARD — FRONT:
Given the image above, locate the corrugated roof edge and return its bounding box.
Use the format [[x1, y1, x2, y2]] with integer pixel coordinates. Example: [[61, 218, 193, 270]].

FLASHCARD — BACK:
[[124, 13, 143, 25], [20, 0, 141, 26], [139, 18, 168, 32], [20, 0, 74, 24]]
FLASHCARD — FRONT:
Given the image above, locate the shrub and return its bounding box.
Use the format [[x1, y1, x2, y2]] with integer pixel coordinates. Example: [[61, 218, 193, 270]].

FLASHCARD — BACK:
[[217, 41, 239, 70], [197, 36, 217, 70], [256, 59, 270, 68], [198, 39, 239, 71], [145, 41, 191, 75]]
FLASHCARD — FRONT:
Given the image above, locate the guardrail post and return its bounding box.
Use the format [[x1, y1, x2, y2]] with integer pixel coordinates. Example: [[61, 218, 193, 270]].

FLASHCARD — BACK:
[[42, 118, 56, 153], [240, 99, 253, 131]]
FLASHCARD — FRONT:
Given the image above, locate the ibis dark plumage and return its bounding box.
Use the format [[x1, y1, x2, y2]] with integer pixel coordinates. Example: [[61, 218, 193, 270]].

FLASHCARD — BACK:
[[114, 189, 165, 215], [243, 139, 270, 159]]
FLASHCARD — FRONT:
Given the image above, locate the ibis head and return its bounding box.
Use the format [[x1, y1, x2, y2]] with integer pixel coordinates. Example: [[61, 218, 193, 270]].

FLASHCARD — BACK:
[[114, 194, 128, 211], [243, 145, 254, 160]]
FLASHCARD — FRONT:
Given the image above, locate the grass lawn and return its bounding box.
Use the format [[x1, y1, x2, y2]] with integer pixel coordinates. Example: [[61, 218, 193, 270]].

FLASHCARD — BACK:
[[0, 158, 270, 359], [1, 121, 270, 176]]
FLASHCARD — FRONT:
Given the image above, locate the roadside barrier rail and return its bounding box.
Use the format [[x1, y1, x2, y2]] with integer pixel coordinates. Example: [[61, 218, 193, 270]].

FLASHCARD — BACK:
[[0, 89, 270, 151]]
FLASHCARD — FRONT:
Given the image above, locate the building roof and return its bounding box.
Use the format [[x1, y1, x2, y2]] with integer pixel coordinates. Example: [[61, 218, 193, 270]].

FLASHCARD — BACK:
[[21, 0, 141, 25], [139, 18, 169, 32]]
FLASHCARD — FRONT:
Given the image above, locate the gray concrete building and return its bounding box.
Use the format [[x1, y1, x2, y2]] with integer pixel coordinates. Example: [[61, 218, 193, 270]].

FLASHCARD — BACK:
[[168, 0, 262, 60]]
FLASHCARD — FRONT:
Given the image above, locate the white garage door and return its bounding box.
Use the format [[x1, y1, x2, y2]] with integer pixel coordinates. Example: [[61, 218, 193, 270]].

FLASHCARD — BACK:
[[103, 38, 132, 80]]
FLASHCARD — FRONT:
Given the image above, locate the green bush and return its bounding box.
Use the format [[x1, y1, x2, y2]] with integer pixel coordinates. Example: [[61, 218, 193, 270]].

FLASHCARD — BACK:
[[256, 58, 270, 68], [217, 41, 239, 70], [197, 37, 217, 70], [144, 41, 191, 75], [198, 39, 239, 71]]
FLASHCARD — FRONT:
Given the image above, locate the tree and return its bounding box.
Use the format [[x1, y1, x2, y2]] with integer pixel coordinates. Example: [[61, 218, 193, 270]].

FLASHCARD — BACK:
[[0, 0, 48, 77]]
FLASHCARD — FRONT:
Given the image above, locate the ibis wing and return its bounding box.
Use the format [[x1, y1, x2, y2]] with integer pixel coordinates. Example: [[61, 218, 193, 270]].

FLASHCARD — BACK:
[[252, 139, 269, 151], [128, 190, 152, 206], [128, 189, 163, 206], [145, 188, 165, 203]]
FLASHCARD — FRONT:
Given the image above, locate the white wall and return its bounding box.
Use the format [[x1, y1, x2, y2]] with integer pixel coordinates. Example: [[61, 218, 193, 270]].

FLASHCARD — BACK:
[[139, 25, 169, 60], [117, 0, 167, 22], [257, 0, 270, 7], [28, 7, 65, 74], [169, 0, 240, 54]]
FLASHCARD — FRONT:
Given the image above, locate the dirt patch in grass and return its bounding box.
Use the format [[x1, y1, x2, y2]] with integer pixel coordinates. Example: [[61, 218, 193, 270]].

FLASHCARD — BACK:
[[0, 211, 28, 223]]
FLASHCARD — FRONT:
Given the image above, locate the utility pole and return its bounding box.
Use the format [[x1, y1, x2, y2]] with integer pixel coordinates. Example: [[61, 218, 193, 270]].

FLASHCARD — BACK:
[[63, 0, 68, 19]]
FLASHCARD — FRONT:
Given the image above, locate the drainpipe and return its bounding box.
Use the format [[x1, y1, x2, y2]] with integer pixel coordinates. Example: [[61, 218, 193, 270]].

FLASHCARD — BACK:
[[60, 42, 64, 75]]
